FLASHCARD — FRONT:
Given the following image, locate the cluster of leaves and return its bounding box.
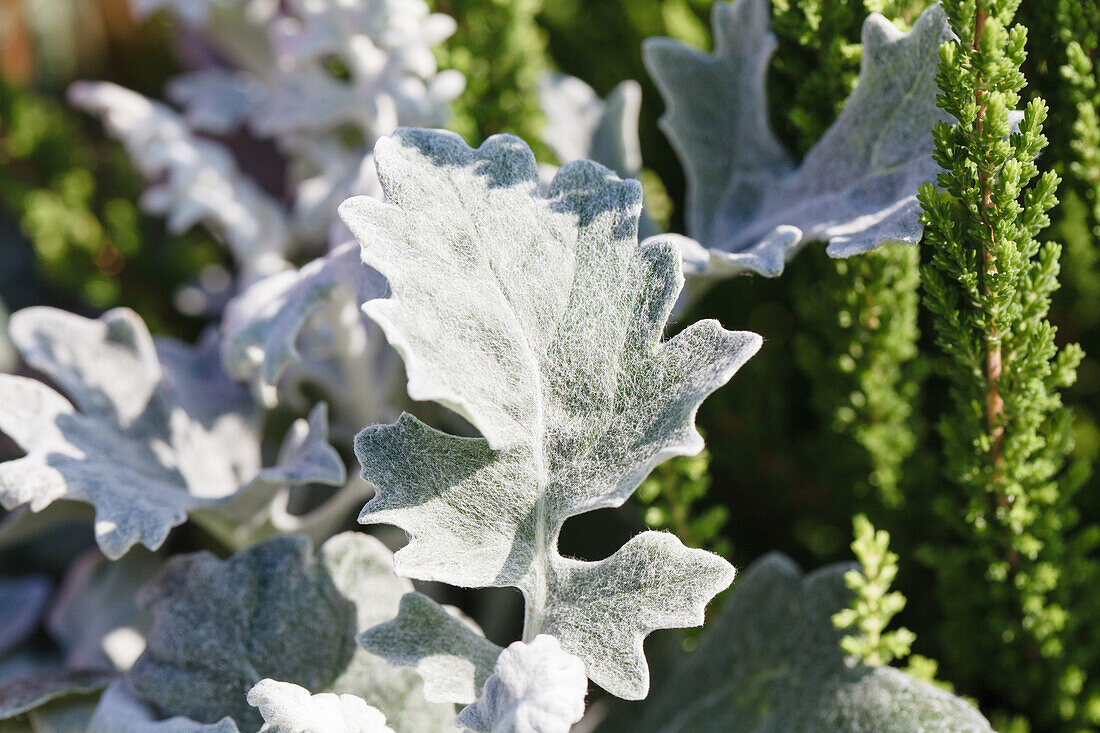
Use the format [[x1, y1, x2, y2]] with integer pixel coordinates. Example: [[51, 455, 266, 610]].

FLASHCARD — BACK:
[[7, 0, 1095, 729], [918, 0, 1100, 726]]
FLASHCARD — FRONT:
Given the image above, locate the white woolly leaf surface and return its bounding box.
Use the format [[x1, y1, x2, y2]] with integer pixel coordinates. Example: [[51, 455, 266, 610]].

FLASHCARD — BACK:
[[643, 0, 951, 276], [248, 679, 395, 733], [128, 533, 453, 732], [0, 307, 344, 559], [358, 591, 503, 705], [340, 128, 758, 699], [537, 73, 655, 239], [613, 553, 995, 731], [455, 635, 586, 733]]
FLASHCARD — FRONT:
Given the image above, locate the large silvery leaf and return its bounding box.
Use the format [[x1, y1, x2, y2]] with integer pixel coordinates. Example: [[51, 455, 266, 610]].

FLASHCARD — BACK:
[[0, 308, 344, 558], [604, 553, 994, 732], [643, 0, 951, 276], [340, 128, 759, 699], [538, 73, 656, 240], [128, 532, 453, 732]]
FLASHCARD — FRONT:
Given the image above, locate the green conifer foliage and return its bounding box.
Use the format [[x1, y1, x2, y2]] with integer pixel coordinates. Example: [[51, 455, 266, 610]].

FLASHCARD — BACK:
[[919, 1, 1100, 724], [776, 0, 926, 513], [832, 514, 916, 666], [793, 246, 922, 508], [429, 0, 550, 153]]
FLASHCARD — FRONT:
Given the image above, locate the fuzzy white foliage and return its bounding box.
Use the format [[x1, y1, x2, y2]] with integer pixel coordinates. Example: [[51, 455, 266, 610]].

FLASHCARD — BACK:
[[0, 307, 345, 558], [128, 533, 453, 731], [68, 81, 292, 278], [359, 592, 503, 705], [137, 0, 463, 249], [455, 635, 587, 733], [221, 241, 403, 437], [537, 73, 656, 239], [611, 553, 995, 732], [248, 679, 395, 733], [643, 0, 952, 276], [341, 128, 759, 700], [258, 0, 464, 141], [167, 69, 266, 135]]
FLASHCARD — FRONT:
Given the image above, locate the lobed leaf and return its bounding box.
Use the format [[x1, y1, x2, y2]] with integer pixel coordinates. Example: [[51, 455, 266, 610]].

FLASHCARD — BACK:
[[341, 128, 758, 699], [538, 73, 656, 240], [68, 82, 292, 278], [0, 307, 344, 558], [643, 0, 952, 276], [358, 592, 503, 705], [221, 242, 403, 434], [606, 553, 994, 731], [128, 532, 453, 732]]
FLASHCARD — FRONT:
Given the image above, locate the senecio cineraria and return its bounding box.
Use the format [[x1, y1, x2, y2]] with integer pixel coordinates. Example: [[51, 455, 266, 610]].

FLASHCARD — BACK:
[[0, 0, 1093, 729]]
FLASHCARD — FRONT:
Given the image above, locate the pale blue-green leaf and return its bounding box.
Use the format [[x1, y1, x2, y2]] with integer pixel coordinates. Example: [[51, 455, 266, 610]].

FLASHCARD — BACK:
[[644, 0, 951, 276], [0, 576, 51, 658], [128, 533, 453, 732], [341, 129, 756, 698], [167, 70, 264, 134], [221, 242, 402, 437], [358, 592, 502, 705], [69, 82, 291, 278], [455, 635, 586, 733], [247, 679, 394, 733], [47, 549, 160, 671], [0, 307, 343, 558], [88, 681, 239, 733], [538, 73, 656, 240], [605, 553, 994, 731], [0, 670, 115, 721]]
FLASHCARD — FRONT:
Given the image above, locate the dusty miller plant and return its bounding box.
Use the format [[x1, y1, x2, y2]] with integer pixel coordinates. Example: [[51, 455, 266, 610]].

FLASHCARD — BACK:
[[0, 0, 1010, 729]]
